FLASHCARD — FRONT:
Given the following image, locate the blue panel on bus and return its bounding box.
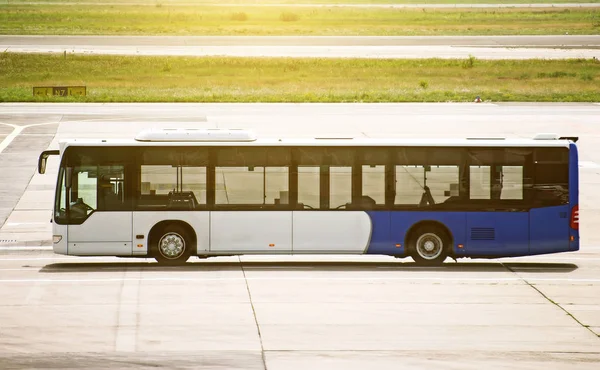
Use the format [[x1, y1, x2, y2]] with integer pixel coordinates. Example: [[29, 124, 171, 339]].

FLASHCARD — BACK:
[[530, 205, 570, 255], [569, 143, 580, 252], [364, 212, 394, 254], [365, 211, 467, 256], [365, 211, 555, 258], [465, 212, 529, 256]]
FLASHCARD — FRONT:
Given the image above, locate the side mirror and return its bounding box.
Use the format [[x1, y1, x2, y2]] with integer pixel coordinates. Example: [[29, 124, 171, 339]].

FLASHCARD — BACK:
[[37, 150, 59, 174]]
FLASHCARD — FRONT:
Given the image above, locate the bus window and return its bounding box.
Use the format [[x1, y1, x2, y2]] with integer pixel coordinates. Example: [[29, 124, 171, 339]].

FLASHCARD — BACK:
[[215, 166, 289, 206], [98, 166, 125, 210], [67, 166, 97, 219], [362, 165, 385, 205], [470, 166, 491, 199], [266, 167, 289, 205], [395, 165, 459, 206], [533, 148, 569, 205], [330, 166, 352, 209], [55, 168, 67, 220], [395, 166, 426, 205], [140, 165, 207, 206], [298, 166, 319, 209], [500, 166, 523, 200], [427, 166, 459, 203]]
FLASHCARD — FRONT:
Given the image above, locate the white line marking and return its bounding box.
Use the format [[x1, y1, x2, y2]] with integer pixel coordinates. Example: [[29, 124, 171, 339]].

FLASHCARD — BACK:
[[0, 123, 23, 154], [0, 121, 59, 154]]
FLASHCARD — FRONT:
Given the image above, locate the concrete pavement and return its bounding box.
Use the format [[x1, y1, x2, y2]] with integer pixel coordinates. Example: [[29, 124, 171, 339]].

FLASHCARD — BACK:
[[0, 103, 599, 368], [0, 252, 599, 369], [2, 35, 599, 59]]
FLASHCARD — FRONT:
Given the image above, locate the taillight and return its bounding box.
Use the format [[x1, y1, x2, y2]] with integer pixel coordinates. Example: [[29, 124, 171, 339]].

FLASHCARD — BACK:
[[570, 205, 579, 230]]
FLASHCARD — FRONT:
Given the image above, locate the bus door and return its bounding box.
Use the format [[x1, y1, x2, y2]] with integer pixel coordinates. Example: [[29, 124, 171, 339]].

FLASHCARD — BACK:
[[66, 165, 133, 255]]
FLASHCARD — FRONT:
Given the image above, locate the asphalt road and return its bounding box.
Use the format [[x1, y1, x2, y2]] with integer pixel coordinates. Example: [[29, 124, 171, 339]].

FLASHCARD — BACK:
[[1, 103, 599, 369], [2, 35, 599, 59]]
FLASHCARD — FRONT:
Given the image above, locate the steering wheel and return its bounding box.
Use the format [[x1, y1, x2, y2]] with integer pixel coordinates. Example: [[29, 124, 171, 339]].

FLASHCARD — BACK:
[[70, 199, 93, 217]]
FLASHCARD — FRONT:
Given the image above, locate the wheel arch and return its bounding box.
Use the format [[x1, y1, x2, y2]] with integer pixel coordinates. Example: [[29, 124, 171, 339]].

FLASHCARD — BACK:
[[405, 220, 454, 256], [148, 220, 198, 256]]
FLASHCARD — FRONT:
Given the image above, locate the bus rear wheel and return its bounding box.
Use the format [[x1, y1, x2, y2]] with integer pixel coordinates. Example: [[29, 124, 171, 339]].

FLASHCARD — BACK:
[[409, 227, 449, 266], [152, 225, 192, 265]]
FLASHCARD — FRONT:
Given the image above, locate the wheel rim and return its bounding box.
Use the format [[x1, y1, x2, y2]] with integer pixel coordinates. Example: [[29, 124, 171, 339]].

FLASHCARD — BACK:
[[158, 232, 185, 260], [416, 232, 443, 260]]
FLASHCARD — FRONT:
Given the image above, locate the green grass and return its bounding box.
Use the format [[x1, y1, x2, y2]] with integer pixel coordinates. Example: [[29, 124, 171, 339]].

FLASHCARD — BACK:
[[1, 53, 599, 102], [1, 5, 599, 35]]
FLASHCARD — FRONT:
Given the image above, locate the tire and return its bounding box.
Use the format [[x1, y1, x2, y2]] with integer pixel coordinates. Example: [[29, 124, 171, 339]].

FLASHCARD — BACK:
[[152, 225, 192, 265], [409, 226, 449, 266]]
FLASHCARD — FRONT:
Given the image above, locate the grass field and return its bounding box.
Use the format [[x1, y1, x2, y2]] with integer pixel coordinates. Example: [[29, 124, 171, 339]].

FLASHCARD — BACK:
[[1, 4, 599, 35], [1, 53, 598, 102]]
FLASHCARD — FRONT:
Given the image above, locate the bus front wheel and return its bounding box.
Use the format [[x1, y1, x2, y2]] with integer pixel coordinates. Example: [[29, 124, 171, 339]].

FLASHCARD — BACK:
[[409, 227, 449, 266], [152, 225, 192, 265]]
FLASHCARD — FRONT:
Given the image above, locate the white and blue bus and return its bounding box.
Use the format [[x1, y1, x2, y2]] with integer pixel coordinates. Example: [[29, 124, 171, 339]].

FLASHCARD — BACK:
[[38, 129, 579, 265]]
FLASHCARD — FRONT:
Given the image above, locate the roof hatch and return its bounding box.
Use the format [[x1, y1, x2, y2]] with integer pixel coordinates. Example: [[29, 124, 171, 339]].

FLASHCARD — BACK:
[[135, 128, 257, 142]]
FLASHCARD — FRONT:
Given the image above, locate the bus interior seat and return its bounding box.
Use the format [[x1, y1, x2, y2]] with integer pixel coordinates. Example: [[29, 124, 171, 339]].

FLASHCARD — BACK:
[[347, 196, 377, 210], [419, 186, 435, 207], [167, 191, 198, 210]]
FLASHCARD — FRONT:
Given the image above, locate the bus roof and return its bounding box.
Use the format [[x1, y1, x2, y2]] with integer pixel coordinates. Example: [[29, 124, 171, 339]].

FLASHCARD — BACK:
[[54, 128, 575, 150], [57, 137, 572, 149]]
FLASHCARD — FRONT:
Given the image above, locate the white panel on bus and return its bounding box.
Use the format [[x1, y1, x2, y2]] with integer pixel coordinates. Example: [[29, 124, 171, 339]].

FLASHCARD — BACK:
[[132, 211, 210, 255], [52, 223, 68, 255], [69, 242, 132, 256], [68, 212, 132, 242], [210, 211, 292, 252], [67, 212, 132, 256], [292, 211, 371, 253]]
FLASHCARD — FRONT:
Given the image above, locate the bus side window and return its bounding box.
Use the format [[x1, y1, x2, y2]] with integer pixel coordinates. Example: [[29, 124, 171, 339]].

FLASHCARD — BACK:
[[98, 166, 125, 211]]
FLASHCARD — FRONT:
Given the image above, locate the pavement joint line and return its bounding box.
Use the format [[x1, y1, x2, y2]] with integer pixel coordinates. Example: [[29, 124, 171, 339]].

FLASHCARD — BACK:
[[503, 263, 600, 339], [0, 247, 53, 251], [239, 256, 268, 370], [114, 268, 141, 352], [1, 276, 600, 284]]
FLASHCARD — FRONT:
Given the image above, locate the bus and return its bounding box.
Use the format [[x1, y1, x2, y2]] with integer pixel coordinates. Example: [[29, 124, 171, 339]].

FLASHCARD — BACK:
[[38, 129, 579, 265]]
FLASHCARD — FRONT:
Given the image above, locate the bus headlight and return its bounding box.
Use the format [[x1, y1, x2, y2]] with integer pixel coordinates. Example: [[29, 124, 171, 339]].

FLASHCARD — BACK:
[[53, 235, 63, 243]]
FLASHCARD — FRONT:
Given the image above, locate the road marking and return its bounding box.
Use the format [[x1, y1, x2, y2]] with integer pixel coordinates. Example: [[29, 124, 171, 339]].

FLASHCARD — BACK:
[[0, 121, 59, 154], [0, 123, 24, 154]]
